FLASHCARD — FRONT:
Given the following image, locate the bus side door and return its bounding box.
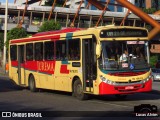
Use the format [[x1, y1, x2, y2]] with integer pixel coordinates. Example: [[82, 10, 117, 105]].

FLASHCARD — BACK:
[[82, 36, 97, 92], [18, 45, 25, 85]]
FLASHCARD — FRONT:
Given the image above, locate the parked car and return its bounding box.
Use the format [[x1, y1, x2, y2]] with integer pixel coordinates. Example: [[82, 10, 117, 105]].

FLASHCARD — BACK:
[[152, 60, 160, 81]]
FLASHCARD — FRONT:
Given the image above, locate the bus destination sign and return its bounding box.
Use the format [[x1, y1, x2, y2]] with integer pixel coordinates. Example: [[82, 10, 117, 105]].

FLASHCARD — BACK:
[[100, 29, 148, 38]]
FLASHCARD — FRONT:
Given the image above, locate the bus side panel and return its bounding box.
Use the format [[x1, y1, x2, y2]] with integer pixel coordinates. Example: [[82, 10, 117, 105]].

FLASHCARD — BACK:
[[54, 60, 83, 92], [25, 61, 55, 90], [10, 61, 19, 85], [54, 61, 70, 91], [37, 61, 55, 90]]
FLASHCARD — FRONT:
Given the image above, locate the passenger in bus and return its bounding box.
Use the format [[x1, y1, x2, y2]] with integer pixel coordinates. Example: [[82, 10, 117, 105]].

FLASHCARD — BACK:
[[136, 46, 144, 58], [36, 52, 43, 60], [120, 49, 128, 62]]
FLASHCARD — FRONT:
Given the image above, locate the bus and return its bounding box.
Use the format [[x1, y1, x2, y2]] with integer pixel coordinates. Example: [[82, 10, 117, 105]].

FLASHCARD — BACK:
[[9, 25, 152, 100]]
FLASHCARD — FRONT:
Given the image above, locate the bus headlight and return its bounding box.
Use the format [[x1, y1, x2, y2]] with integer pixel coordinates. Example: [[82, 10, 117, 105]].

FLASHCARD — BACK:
[[142, 75, 151, 83], [100, 75, 116, 85]]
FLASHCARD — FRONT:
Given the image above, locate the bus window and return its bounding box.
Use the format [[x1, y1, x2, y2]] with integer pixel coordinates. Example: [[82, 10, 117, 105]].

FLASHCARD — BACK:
[[10, 45, 17, 61], [35, 42, 43, 61], [56, 41, 66, 60], [44, 41, 54, 60], [68, 39, 80, 60], [26, 43, 33, 61]]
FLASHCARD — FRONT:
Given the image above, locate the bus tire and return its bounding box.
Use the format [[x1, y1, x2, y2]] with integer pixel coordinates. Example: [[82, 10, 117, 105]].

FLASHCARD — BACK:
[[73, 80, 88, 100], [29, 75, 37, 92], [115, 94, 127, 99]]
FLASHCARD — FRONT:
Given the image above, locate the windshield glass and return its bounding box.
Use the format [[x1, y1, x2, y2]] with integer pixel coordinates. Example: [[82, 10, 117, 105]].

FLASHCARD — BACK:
[[99, 41, 149, 70]]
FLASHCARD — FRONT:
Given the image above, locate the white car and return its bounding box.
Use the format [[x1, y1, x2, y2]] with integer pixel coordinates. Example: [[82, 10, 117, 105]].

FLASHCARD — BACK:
[[152, 68, 160, 81], [152, 61, 160, 81]]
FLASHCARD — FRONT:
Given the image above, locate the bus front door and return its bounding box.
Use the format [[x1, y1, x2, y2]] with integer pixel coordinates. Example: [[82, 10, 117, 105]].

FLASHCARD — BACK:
[[82, 37, 97, 92], [18, 45, 25, 85]]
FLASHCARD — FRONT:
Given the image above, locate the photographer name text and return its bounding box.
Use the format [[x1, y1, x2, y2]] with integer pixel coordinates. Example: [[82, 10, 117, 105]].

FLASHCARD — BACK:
[[136, 113, 158, 117]]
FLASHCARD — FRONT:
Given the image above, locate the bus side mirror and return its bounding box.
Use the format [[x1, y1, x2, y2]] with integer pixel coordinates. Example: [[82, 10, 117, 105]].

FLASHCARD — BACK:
[[96, 44, 101, 58]]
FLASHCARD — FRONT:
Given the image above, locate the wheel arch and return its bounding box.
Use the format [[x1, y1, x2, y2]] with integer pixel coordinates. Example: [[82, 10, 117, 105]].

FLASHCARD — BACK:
[[72, 76, 81, 92], [28, 73, 34, 86]]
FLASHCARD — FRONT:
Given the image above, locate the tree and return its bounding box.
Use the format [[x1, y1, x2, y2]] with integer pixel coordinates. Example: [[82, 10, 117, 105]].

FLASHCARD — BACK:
[[142, 8, 157, 14], [0, 33, 4, 51], [38, 20, 61, 32], [6, 27, 27, 49]]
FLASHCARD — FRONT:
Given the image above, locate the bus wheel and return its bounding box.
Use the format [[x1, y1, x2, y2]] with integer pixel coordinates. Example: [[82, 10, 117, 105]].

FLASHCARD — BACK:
[[115, 94, 127, 99], [29, 75, 37, 92], [73, 80, 88, 100]]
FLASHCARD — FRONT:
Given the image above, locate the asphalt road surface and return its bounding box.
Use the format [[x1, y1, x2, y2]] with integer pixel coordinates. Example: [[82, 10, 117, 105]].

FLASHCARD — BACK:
[[0, 75, 160, 120]]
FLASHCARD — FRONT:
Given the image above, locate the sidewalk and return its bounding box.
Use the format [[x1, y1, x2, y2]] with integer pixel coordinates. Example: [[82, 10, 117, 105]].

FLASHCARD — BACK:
[[0, 66, 8, 77]]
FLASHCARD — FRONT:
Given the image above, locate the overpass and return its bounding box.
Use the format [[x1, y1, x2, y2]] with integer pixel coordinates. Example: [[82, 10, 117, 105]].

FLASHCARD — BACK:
[[0, 3, 160, 33]]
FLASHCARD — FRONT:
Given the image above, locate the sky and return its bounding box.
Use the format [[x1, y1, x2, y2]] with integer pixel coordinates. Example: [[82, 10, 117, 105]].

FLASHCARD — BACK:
[[0, 0, 14, 3]]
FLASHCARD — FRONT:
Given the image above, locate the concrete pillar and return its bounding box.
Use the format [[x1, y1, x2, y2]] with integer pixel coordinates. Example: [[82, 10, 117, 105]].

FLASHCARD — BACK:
[[42, 12, 45, 23], [112, 17, 114, 24], [89, 15, 92, 28], [77, 16, 81, 28], [101, 19, 103, 26], [30, 11, 32, 25], [55, 12, 57, 22], [133, 19, 136, 26], [114, 1, 117, 12], [66, 14, 69, 27], [146, 0, 151, 9], [17, 10, 20, 24]]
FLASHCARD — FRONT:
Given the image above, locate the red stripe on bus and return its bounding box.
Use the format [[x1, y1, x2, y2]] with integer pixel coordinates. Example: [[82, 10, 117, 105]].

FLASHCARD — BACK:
[[11, 61, 56, 74], [32, 28, 84, 37], [60, 65, 69, 74], [11, 35, 60, 44], [11, 61, 18, 67]]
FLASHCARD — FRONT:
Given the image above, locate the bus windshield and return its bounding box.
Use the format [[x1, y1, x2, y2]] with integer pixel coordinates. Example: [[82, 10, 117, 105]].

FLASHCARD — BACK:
[[99, 41, 150, 70]]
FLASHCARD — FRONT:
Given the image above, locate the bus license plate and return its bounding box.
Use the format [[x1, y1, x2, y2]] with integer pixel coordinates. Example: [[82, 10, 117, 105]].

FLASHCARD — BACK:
[[125, 86, 134, 90]]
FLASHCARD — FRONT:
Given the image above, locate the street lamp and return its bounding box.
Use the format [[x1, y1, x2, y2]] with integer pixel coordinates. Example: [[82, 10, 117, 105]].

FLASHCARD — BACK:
[[3, 0, 8, 70]]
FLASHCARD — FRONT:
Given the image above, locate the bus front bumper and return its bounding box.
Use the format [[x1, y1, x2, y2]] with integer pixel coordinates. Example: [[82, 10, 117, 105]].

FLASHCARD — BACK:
[[99, 79, 152, 95]]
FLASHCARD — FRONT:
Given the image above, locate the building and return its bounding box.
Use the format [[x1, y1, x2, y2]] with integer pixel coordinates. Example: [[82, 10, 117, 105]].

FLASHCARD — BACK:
[[66, 0, 123, 11], [14, 0, 46, 6], [66, 0, 85, 9], [66, 0, 160, 12], [135, 0, 160, 10]]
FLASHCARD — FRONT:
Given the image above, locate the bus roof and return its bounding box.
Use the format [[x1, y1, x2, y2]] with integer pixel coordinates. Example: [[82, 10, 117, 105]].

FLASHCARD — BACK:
[[32, 28, 84, 37], [10, 27, 85, 44], [10, 25, 148, 44]]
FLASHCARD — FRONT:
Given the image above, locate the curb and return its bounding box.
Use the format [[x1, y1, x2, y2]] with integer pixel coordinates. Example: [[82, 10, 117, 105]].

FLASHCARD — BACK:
[[0, 72, 9, 77]]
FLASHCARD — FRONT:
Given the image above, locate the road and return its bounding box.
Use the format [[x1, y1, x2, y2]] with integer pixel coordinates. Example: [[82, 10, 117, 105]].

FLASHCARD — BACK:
[[0, 75, 160, 119]]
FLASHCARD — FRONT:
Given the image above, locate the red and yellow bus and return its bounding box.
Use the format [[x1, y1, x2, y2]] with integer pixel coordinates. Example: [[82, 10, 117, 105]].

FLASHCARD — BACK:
[[9, 25, 152, 100]]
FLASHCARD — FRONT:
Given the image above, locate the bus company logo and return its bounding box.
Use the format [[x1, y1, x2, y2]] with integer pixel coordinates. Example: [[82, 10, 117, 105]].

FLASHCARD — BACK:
[[134, 104, 159, 117], [37, 61, 55, 73], [2, 112, 11, 117], [1, 112, 42, 118]]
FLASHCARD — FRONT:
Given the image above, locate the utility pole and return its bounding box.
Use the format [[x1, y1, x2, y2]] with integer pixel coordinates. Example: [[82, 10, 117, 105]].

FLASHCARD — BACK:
[[3, 0, 8, 70]]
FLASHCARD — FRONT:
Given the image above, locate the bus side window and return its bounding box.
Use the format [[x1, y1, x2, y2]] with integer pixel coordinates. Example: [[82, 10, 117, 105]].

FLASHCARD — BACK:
[[68, 39, 80, 60], [56, 40, 66, 60], [10, 45, 17, 61], [44, 41, 54, 60], [26, 43, 33, 61], [35, 42, 43, 61]]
